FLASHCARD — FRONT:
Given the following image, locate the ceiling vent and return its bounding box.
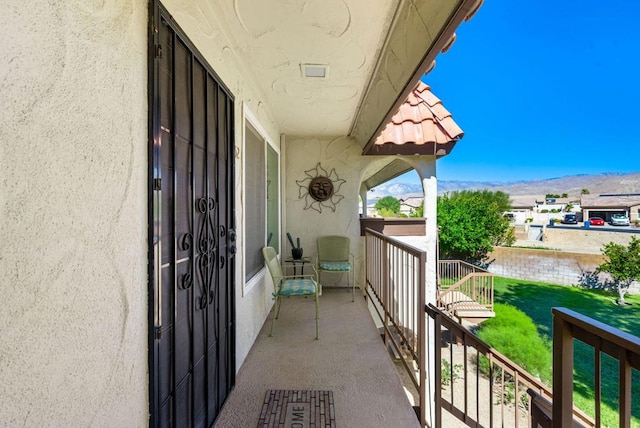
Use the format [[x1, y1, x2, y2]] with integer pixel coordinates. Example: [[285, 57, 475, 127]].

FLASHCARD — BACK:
[[301, 63, 329, 78]]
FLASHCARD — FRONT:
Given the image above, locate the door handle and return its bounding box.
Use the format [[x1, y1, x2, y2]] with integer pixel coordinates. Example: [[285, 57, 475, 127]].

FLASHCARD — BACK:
[[155, 240, 162, 340]]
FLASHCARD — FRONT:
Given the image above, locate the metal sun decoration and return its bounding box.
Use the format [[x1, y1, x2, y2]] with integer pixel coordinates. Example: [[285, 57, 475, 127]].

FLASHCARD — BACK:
[[296, 163, 346, 213]]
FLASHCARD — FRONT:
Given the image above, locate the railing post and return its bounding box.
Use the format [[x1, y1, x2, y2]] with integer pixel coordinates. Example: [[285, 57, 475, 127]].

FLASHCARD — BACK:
[[619, 349, 632, 428], [418, 251, 427, 428], [382, 237, 389, 347], [432, 307, 441, 428], [471, 275, 476, 301], [552, 309, 574, 427]]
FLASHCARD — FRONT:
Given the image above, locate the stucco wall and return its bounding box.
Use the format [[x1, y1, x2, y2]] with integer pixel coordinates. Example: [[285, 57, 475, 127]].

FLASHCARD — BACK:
[[2, 0, 288, 423], [284, 136, 399, 289], [284, 136, 363, 285], [1, 1, 454, 423], [1, 1, 148, 425]]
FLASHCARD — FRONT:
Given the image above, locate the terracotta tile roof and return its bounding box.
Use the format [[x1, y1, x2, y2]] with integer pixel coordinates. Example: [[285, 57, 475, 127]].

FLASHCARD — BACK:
[[368, 82, 464, 156]]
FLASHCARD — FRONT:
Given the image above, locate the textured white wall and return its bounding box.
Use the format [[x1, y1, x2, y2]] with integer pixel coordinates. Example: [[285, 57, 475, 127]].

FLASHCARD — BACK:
[[284, 136, 399, 289], [284, 137, 361, 275], [1, 1, 428, 424], [0, 1, 148, 426]]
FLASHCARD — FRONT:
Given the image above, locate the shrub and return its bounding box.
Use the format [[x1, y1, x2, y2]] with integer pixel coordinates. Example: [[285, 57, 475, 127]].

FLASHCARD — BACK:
[[441, 359, 463, 386], [377, 207, 397, 218], [437, 190, 514, 262], [374, 196, 401, 216], [476, 303, 552, 382]]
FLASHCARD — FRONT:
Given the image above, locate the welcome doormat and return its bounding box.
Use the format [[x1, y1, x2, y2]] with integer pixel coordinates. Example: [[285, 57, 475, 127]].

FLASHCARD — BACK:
[[258, 390, 336, 427]]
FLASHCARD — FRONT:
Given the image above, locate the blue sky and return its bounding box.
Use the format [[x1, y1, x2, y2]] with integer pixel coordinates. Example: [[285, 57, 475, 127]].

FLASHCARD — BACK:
[[398, 0, 640, 184]]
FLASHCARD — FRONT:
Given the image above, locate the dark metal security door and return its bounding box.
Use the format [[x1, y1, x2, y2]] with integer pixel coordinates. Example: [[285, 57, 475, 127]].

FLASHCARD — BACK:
[[149, 3, 235, 427]]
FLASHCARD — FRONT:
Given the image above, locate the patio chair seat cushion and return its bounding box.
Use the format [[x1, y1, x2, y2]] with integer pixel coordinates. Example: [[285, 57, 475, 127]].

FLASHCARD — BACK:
[[279, 278, 317, 296], [318, 261, 351, 271]]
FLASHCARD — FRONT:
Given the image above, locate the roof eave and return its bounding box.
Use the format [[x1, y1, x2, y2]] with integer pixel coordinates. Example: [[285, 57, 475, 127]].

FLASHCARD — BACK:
[[352, 0, 481, 155]]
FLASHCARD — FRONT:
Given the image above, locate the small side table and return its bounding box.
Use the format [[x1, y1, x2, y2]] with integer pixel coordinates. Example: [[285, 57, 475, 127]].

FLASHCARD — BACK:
[[284, 256, 312, 278]]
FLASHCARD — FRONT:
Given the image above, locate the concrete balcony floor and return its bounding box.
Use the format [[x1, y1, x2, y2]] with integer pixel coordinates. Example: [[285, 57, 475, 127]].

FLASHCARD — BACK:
[[214, 287, 420, 427]]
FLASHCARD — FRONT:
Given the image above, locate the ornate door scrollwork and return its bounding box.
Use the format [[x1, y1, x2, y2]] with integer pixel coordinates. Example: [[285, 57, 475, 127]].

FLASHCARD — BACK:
[[196, 197, 217, 309]]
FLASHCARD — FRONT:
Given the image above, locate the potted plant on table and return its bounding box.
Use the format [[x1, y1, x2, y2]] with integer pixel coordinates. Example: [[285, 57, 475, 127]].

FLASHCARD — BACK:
[[287, 233, 303, 259]]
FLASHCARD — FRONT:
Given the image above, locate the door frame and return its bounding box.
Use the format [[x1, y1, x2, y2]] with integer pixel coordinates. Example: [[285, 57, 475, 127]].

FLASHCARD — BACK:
[[147, 2, 236, 426]]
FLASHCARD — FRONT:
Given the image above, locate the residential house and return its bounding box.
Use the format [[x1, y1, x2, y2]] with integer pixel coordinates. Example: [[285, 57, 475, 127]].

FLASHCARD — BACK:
[[581, 194, 640, 223], [509, 195, 584, 224], [2, 1, 476, 426], [4, 2, 637, 427], [400, 196, 426, 217], [508, 195, 542, 224]]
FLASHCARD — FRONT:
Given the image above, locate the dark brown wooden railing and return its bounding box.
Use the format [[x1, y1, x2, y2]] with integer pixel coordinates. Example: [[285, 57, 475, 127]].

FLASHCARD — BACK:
[[364, 229, 428, 426], [551, 307, 640, 428], [426, 305, 595, 428], [359, 217, 426, 236], [365, 231, 639, 427]]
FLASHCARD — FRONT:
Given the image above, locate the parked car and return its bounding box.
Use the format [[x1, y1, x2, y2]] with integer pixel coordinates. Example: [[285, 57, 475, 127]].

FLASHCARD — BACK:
[[610, 214, 630, 226], [588, 217, 605, 226], [561, 214, 578, 224]]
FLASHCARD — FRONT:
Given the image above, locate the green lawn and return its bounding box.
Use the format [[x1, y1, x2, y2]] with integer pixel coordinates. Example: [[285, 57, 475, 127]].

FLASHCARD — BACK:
[[492, 277, 640, 426]]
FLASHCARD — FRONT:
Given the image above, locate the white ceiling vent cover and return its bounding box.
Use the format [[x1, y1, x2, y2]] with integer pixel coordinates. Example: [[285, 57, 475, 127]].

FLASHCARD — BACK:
[[301, 64, 329, 78]]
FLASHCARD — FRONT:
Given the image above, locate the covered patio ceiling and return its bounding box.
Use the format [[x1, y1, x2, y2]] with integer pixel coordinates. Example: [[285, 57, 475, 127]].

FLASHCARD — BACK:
[[201, 0, 481, 149]]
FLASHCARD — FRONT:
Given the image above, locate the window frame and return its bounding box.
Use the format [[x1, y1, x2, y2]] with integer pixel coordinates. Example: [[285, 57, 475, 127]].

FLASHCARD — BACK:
[[242, 106, 280, 295]]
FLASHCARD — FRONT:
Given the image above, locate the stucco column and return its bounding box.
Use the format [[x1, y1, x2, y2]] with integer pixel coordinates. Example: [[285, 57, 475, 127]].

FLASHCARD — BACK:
[[359, 184, 368, 217], [405, 156, 438, 426], [405, 158, 437, 304]]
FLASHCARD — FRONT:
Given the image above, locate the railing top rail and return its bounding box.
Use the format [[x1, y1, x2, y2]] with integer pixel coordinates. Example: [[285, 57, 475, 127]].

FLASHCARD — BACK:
[[437, 259, 489, 274], [438, 272, 494, 293], [364, 228, 426, 258], [426, 304, 552, 396], [553, 307, 640, 359]]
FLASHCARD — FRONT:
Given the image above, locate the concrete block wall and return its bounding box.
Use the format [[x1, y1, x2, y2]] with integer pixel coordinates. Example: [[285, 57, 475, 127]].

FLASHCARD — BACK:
[[488, 247, 639, 294]]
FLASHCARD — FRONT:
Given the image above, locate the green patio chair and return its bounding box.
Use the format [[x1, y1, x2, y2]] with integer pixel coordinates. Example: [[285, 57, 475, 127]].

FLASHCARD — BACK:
[[262, 247, 319, 339], [316, 235, 354, 302]]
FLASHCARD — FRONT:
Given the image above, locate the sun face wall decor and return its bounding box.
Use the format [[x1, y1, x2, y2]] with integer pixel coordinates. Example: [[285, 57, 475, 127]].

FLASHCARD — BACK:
[[296, 163, 346, 213]]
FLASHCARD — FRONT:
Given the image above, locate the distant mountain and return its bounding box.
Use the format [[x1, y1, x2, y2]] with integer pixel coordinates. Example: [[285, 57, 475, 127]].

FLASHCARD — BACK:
[[369, 172, 640, 200], [438, 180, 510, 194], [369, 181, 423, 198], [477, 172, 640, 198]]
